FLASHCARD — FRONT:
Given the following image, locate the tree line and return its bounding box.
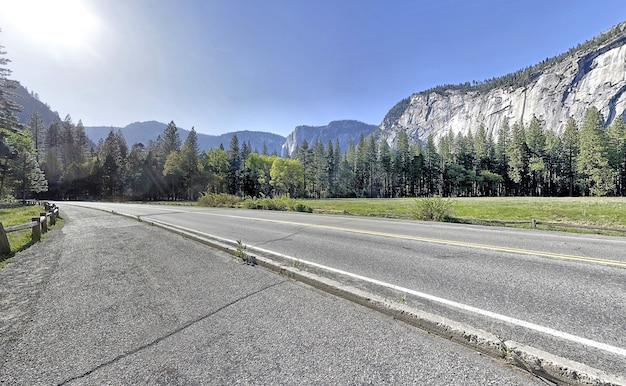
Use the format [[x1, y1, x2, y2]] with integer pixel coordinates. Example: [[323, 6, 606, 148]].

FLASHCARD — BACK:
[[3, 105, 626, 201], [292, 108, 625, 199]]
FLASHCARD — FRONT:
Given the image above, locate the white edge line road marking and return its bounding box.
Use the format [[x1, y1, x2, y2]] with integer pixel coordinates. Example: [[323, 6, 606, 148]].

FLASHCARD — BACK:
[[140, 215, 626, 359], [151, 207, 626, 268]]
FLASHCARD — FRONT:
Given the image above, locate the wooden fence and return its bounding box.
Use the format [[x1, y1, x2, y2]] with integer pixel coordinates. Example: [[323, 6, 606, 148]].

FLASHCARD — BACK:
[[0, 203, 60, 255]]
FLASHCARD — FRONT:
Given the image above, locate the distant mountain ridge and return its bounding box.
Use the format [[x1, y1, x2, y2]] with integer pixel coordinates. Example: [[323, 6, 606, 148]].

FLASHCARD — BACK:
[[84, 121, 286, 154], [84, 120, 378, 157], [8, 85, 376, 156], [11, 83, 60, 127]]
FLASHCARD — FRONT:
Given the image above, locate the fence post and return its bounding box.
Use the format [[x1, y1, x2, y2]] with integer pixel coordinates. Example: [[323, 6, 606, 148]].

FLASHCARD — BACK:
[[50, 208, 57, 226], [31, 218, 41, 241], [40, 213, 48, 233], [0, 223, 10, 254]]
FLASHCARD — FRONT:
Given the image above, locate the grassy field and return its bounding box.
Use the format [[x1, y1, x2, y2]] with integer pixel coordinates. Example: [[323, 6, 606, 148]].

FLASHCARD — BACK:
[[300, 197, 626, 229], [0, 204, 49, 265]]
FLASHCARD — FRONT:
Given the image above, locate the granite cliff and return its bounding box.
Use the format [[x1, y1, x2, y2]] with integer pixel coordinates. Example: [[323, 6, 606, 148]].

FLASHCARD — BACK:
[[378, 21, 626, 146], [282, 120, 377, 157]]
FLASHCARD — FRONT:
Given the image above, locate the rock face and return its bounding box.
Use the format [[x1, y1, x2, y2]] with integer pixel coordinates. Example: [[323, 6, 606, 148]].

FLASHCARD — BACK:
[[282, 120, 377, 157], [378, 22, 626, 147]]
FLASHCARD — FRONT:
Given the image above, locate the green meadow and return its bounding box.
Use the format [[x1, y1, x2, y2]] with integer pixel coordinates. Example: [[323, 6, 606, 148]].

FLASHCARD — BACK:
[[299, 197, 626, 229]]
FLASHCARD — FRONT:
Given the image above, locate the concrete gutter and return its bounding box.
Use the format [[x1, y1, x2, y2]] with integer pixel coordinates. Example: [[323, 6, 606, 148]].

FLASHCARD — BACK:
[[106, 209, 626, 386]]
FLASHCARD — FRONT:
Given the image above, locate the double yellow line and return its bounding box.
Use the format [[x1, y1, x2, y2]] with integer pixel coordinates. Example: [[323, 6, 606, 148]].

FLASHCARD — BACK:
[[173, 209, 626, 269]]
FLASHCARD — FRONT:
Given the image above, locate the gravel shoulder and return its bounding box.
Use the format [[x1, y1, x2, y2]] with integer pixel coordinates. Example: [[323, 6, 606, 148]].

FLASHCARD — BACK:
[[0, 205, 542, 385]]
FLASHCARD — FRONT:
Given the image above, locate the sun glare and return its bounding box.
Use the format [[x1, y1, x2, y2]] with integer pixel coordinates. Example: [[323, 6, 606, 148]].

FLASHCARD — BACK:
[[4, 0, 101, 52]]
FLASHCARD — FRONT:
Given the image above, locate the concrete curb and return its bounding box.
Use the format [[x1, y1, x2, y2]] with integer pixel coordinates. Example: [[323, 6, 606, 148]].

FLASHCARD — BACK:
[[105, 209, 626, 386]]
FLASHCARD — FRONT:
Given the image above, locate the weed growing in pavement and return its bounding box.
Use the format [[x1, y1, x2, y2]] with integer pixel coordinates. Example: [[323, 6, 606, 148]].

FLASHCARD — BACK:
[[292, 260, 301, 269], [235, 240, 256, 265], [235, 240, 247, 261], [400, 294, 406, 304], [498, 337, 516, 362]]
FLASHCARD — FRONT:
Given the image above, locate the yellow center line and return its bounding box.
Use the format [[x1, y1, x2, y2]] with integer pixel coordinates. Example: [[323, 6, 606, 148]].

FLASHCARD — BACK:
[[154, 207, 626, 268]]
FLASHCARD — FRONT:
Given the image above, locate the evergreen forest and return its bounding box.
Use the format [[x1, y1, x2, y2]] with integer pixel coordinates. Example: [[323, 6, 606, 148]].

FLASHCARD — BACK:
[[3, 107, 626, 201]]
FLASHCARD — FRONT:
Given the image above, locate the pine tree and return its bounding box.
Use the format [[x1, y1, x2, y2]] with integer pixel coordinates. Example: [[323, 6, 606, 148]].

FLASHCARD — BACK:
[[423, 134, 440, 195], [366, 135, 379, 197], [2, 129, 47, 200], [73, 120, 90, 164], [577, 107, 614, 196], [526, 115, 546, 196], [227, 134, 242, 196], [473, 124, 490, 172], [0, 36, 22, 132], [507, 122, 530, 195], [180, 127, 200, 199], [395, 130, 410, 196], [607, 116, 626, 195], [296, 140, 313, 196], [378, 140, 393, 197], [320, 140, 334, 197], [561, 117, 579, 196], [60, 115, 75, 167], [0, 36, 25, 198], [495, 120, 511, 195], [27, 110, 45, 162], [40, 119, 63, 198], [544, 130, 562, 196], [311, 139, 327, 198], [98, 130, 125, 198], [160, 121, 181, 163]]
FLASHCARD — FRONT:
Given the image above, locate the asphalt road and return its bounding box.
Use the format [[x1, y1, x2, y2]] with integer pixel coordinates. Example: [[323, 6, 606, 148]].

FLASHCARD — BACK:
[[53, 201, 626, 381], [0, 204, 545, 385]]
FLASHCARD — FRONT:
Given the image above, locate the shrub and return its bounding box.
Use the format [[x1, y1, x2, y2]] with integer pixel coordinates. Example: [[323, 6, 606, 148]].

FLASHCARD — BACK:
[[291, 202, 313, 213], [413, 196, 454, 221], [241, 195, 312, 212], [197, 193, 241, 207]]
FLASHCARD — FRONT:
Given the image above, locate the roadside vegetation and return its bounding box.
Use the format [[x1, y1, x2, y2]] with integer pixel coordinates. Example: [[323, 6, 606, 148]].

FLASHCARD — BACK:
[[197, 194, 626, 233], [198, 193, 312, 212], [0, 204, 61, 266], [300, 197, 626, 231]]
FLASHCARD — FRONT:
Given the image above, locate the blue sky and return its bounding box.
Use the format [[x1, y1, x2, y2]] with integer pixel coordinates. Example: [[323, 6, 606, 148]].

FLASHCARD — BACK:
[[1, 0, 626, 136]]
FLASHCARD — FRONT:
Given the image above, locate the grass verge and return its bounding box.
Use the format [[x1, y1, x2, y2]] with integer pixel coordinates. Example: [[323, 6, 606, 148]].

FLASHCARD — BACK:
[[300, 197, 626, 232], [0, 204, 62, 266], [193, 195, 626, 234]]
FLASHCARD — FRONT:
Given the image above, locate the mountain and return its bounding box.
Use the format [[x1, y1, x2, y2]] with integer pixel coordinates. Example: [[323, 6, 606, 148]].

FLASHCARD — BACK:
[[10, 83, 60, 127], [282, 120, 378, 157], [85, 121, 168, 147], [377, 21, 626, 147], [84, 121, 286, 154]]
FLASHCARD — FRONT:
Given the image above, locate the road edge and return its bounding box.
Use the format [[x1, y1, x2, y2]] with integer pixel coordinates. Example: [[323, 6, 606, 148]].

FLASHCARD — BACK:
[[93, 207, 626, 386]]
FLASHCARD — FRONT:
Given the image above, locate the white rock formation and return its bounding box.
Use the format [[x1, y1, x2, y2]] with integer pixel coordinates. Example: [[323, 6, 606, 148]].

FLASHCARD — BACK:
[[282, 120, 377, 157], [378, 22, 626, 146]]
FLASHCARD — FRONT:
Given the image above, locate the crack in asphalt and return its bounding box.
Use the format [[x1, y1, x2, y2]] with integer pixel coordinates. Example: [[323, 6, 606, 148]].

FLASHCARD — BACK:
[[57, 279, 288, 385], [256, 231, 303, 246]]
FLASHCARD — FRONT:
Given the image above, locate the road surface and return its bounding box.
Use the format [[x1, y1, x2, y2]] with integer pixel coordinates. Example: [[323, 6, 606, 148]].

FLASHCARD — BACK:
[[57, 201, 626, 382], [0, 204, 546, 385]]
